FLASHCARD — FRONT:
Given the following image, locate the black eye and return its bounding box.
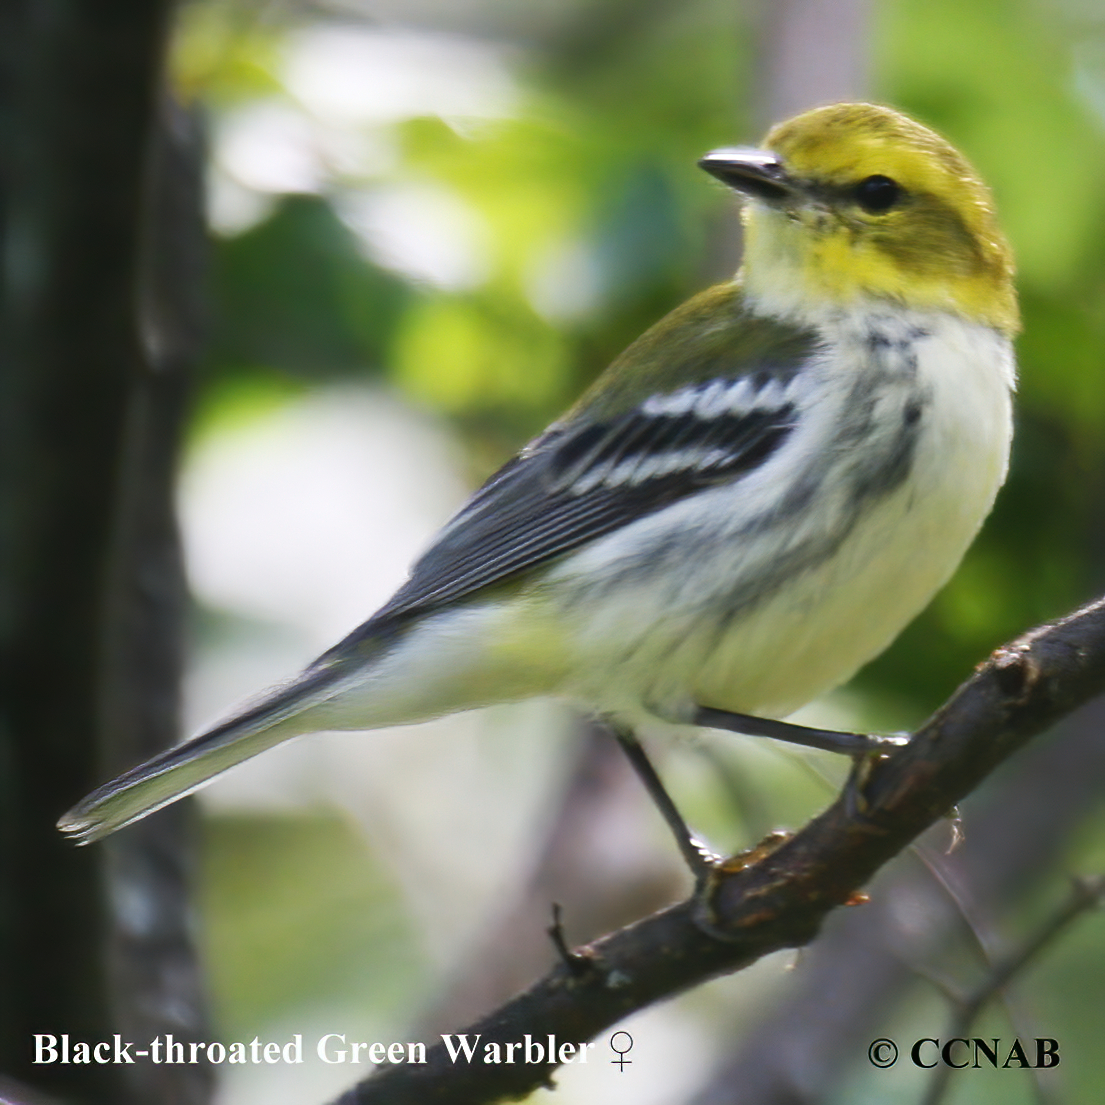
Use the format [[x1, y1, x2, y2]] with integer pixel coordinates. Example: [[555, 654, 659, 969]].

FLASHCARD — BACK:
[[854, 175, 901, 213]]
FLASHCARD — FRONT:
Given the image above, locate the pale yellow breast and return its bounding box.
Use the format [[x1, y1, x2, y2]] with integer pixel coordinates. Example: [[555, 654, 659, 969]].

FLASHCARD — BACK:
[[691, 310, 1013, 718]]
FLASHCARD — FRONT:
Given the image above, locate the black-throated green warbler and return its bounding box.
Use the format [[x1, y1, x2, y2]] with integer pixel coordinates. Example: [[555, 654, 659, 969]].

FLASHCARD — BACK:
[[61, 103, 1017, 856]]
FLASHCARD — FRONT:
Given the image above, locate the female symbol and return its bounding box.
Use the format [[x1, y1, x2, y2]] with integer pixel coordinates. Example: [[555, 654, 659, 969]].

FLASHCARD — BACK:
[[609, 1031, 634, 1071]]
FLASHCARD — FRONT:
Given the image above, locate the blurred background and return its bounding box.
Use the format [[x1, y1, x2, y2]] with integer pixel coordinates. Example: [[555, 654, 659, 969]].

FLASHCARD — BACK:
[[5, 0, 1105, 1103]]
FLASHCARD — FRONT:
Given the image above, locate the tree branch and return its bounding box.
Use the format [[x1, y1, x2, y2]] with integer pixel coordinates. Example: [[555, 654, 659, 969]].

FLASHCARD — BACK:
[[687, 695, 1105, 1104], [333, 595, 1105, 1105]]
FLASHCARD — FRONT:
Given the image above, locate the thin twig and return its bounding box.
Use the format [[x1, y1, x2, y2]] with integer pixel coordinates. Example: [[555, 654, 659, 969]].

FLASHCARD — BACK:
[[546, 903, 595, 979], [919, 876, 1105, 1105]]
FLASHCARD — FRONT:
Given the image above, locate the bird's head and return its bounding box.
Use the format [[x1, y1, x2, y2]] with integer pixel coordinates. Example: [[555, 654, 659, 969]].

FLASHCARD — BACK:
[[700, 102, 1018, 335]]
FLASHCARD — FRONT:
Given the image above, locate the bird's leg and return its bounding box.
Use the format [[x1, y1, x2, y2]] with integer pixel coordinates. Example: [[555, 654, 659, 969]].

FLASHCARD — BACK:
[[694, 706, 907, 757], [609, 723, 720, 884], [695, 706, 908, 822]]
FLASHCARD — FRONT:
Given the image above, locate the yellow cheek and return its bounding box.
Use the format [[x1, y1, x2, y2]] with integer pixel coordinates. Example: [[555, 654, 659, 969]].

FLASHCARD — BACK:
[[742, 209, 1014, 332], [806, 232, 909, 298], [743, 211, 899, 304]]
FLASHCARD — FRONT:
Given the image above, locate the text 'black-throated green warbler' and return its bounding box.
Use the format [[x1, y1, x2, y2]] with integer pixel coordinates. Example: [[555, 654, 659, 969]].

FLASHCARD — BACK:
[[61, 103, 1018, 869]]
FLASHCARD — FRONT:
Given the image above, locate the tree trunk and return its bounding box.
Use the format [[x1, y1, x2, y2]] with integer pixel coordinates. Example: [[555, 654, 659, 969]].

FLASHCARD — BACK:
[[0, 3, 212, 1101]]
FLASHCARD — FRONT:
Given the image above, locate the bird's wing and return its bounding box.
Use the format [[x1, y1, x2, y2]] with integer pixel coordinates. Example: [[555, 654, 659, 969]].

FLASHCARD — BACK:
[[57, 388, 798, 846], [350, 370, 800, 637]]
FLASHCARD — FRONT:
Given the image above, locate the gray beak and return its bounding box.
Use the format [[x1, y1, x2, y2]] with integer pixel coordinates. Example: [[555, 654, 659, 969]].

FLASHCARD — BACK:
[[698, 147, 794, 203]]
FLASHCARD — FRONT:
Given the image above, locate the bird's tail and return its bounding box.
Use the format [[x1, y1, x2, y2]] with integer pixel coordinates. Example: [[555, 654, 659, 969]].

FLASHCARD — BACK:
[[57, 662, 350, 846], [59, 598, 549, 845]]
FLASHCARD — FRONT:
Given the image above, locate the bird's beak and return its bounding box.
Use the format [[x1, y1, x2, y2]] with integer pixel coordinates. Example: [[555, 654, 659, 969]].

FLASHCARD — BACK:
[[698, 147, 794, 204]]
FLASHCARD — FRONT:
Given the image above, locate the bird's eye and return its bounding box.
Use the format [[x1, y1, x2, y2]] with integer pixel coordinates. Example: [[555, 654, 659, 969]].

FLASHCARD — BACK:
[[854, 175, 901, 213]]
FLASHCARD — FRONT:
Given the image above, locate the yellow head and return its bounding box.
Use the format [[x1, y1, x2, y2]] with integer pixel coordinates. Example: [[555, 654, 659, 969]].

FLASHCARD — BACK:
[[700, 103, 1018, 335]]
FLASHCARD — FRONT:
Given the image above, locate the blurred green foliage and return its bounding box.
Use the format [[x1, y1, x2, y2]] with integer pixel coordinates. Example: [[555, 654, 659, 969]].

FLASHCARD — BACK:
[[209, 194, 411, 376], [181, 0, 1105, 721], [200, 815, 425, 1034], [174, 0, 1105, 1098]]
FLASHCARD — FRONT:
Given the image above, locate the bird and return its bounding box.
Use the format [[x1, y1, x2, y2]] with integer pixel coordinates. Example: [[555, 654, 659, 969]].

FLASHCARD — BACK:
[[60, 103, 1017, 874]]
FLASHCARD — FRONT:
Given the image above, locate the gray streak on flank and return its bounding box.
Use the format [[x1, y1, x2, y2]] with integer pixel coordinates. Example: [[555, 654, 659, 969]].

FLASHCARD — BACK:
[[560, 315, 929, 633]]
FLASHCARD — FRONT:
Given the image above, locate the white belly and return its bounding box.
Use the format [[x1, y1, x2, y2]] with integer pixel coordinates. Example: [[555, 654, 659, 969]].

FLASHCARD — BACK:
[[548, 308, 1014, 723]]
